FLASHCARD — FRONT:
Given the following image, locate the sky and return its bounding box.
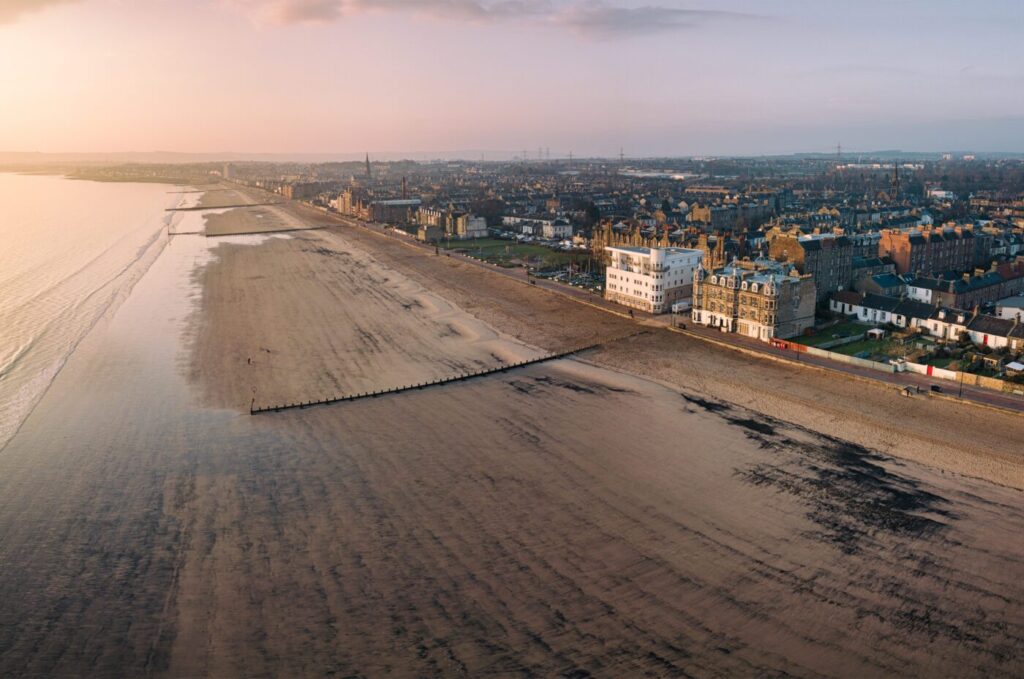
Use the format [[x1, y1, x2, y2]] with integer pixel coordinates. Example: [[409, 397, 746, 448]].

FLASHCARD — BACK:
[[0, 0, 1022, 157]]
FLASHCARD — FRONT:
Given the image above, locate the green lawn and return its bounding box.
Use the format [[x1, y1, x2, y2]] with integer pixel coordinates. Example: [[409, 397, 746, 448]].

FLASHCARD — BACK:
[[793, 320, 872, 347], [830, 338, 905, 359], [439, 238, 576, 268]]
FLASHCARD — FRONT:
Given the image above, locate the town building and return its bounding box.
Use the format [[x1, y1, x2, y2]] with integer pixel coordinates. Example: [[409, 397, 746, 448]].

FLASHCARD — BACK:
[[996, 296, 1024, 321], [766, 228, 853, 303], [282, 182, 332, 201], [542, 218, 573, 240], [923, 308, 1024, 351], [502, 215, 556, 235], [829, 294, 1024, 352], [369, 198, 421, 224], [855, 272, 907, 297], [878, 226, 977, 276], [829, 292, 934, 331], [417, 224, 443, 243], [603, 245, 703, 314], [906, 260, 1024, 309], [420, 207, 487, 240], [847, 231, 882, 258], [691, 259, 816, 341], [590, 220, 678, 265]]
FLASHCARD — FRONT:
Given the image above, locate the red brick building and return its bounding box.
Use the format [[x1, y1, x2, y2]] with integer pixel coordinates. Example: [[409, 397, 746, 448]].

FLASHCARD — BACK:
[[879, 226, 976, 275]]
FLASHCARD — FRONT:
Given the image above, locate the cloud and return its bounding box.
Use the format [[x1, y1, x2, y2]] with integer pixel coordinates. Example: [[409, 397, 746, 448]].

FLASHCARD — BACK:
[[0, 0, 81, 24], [348, 0, 553, 22], [229, 0, 548, 24], [554, 3, 759, 35], [231, 0, 759, 36], [231, 0, 341, 23]]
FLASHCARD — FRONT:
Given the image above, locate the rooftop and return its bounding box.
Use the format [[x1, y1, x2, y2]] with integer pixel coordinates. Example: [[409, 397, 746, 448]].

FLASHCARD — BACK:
[[997, 296, 1024, 309], [606, 245, 702, 256]]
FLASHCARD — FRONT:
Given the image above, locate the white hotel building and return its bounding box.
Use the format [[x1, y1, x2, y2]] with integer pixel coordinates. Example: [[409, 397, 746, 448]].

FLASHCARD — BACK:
[[604, 245, 704, 314]]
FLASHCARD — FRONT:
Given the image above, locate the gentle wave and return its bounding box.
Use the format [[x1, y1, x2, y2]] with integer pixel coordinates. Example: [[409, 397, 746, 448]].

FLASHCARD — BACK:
[[0, 174, 185, 450]]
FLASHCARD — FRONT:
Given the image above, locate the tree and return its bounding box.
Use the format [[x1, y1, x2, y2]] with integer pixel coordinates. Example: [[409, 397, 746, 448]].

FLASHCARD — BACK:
[[471, 198, 505, 227], [582, 201, 601, 228], [542, 252, 562, 271]]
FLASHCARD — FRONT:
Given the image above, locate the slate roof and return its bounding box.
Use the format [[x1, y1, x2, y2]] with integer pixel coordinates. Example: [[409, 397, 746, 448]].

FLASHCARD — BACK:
[[832, 290, 863, 305], [853, 256, 887, 269], [967, 314, 1017, 337], [858, 294, 936, 321], [871, 273, 905, 290], [929, 307, 970, 323], [910, 272, 1004, 295]]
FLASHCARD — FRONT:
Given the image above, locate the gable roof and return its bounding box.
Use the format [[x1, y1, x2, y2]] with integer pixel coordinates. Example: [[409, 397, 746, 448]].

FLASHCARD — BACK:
[[967, 314, 1016, 337]]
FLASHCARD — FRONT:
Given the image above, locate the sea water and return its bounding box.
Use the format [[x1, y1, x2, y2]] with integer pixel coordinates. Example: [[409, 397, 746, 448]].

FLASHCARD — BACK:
[[0, 173, 184, 448]]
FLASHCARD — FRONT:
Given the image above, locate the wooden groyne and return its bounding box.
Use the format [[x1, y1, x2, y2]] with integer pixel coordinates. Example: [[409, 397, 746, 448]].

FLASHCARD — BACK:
[[251, 342, 603, 415], [166, 202, 282, 212], [206, 226, 325, 238]]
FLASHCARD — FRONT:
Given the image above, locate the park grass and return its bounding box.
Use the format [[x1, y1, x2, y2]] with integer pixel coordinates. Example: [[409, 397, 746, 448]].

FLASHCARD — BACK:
[[830, 337, 904, 359], [439, 238, 576, 268], [792, 320, 872, 347]]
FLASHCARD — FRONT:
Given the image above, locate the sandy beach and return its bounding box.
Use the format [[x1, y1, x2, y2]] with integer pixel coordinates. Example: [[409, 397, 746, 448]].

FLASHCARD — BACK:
[[202, 186, 335, 237], [0, 186, 1022, 677], [326, 212, 1024, 489]]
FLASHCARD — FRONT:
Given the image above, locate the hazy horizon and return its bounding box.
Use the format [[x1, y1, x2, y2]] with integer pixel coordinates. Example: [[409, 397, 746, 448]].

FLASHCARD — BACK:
[[2, 0, 1023, 156], [2, 145, 1024, 165]]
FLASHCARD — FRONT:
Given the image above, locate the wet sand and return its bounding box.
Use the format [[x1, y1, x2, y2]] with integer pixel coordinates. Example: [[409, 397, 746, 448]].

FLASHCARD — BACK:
[[0, 196, 1023, 677], [203, 185, 335, 237], [190, 233, 541, 410], [196, 186, 279, 210]]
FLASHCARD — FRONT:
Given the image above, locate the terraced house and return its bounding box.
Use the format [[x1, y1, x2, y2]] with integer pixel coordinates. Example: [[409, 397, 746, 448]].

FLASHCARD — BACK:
[[767, 228, 853, 303], [906, 259, 1024, 309], [879, 226, 980, 276]]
